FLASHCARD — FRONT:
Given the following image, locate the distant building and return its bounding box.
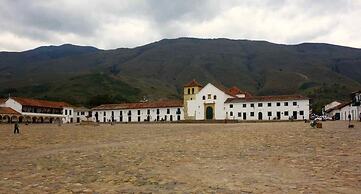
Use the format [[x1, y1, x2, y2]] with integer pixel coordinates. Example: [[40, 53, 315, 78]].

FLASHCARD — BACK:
[[0, 97, 74, 123], [92, 100, 183, 123], [183, 80, 310, 121], [1, 79, 313, 124], [74, 107, 92, 123], [324, 91, 361, 120]]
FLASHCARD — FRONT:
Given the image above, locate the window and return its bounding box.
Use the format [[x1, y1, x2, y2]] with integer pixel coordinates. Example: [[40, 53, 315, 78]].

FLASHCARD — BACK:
[[167, 109, 170, 114], [277, 102, 281, 106], [138, 117, 140, 122], [293, 102, 297, 106], [268, 103, 272, 107], [65, 110, 68, 115], [250, 112, 255, 117], [192, 88, 194, 94], [243, 104, 246, 108], [112, 111, 114, 116], [238, 112, 242, 117], [202, 96, 206, 100], [230, 112, 233, 116], [208, 94, 211, 99], [157, 109, 160, 114], [176, 108, 181, 114], [213, 95, 217, 100], [77, 112, 80, 116], [251, 103, 254, 108], [284, 102, 288, 106], [137, 110, 140, 115], [300, 111, 304, 115], [268, 112, 272, 116], [230, 104, 233, 108], [120, 111, 123, 116], [284, 111, 289, 116], [258, 103, 263, 107], [81, 112, 84, 115], [190, 98, 193, 100], [187, 88, 190, 94], [104, 111, 106, 116], [147, 109, 150, 114], [128, 111, 131, 116], [69, 110, 72, 115]]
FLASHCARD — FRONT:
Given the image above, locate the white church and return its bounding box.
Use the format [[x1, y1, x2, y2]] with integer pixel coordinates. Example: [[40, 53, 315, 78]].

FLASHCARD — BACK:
[[183, 80, 310, 121]]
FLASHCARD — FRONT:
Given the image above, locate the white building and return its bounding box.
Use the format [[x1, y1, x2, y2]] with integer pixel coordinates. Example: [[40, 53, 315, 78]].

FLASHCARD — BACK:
[[92, 100, 183, 123], [0, 97, 74, 123], [183, 80, 310, 121], [74, 107, 92, 123], [326, 91, 361, 121], [225, 96, 309, 121]]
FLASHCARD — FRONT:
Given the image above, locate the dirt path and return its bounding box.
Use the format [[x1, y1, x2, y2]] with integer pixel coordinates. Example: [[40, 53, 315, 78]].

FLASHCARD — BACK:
[[0, 122, 360, 193]]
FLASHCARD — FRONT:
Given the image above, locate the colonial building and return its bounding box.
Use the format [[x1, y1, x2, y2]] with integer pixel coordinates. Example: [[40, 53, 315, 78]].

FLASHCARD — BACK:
[[183, 80, 310, 121], [325, 91, 361, 120], [74, 107, 92, 123], [92, 100, 183, 123], [0, 97, 74, 123], [1, 80, 312, 124]]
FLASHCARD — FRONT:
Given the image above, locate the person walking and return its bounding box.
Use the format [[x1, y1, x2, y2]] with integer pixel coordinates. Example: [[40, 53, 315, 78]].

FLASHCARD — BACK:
[[13, 122, 20, 134]]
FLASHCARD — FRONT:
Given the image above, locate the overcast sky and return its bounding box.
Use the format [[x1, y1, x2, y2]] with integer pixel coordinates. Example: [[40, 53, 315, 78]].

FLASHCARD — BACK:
[[0, 0, 360, 51]]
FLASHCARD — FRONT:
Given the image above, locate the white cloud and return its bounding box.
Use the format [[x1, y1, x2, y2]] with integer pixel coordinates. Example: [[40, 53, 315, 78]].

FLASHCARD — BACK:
[[0, 0, 360, 51]]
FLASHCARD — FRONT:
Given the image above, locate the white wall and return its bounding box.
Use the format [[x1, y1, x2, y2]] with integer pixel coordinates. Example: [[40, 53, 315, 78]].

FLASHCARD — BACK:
[[225, 99, 310, 121], [92, 107, 184, 123], [74, 110, 90, 123], [339, 105, 360, 121], [62, 107, 74, 123]]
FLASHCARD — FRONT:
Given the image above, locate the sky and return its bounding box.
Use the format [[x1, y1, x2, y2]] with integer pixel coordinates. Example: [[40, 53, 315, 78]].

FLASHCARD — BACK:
[[0, 0, 360, 51]]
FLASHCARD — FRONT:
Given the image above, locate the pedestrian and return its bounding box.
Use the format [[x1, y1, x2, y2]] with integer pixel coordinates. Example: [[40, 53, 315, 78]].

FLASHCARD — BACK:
[[14, 122, 20, 134], [348, 113, 351, 122]]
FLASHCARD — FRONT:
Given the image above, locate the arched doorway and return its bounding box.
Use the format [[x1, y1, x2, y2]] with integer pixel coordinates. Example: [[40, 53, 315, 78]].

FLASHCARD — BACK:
[[54, 118, 61, 124], [32, 117, 37, 123], [206, 106, 214, 120], [3, 115, 10, 123], [258, 112, 263, 120], [25, 116, 31, 123]]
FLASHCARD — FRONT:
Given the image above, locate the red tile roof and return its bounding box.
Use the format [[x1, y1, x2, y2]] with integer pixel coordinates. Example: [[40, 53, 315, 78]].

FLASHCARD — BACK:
[[11, 97, 72, 109], [227, 86, 253, 97], [0, 107, 21, 115], [184, 79, 203, 87], [93, 100, 183, 110], [225, 95, 309, 103], [0, 98, 6, 104]]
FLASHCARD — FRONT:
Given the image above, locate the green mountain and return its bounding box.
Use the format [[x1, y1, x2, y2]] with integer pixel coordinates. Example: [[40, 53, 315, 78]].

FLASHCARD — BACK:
[[1, 38, 361, 113]]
